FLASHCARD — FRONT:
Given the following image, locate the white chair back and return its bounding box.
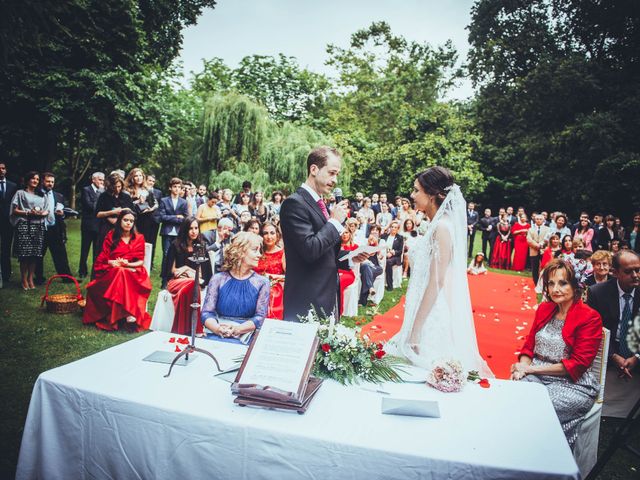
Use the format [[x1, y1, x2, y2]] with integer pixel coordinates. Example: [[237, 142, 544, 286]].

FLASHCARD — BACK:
[[593, 327, 610, 403], [143, 242, 153, 274]]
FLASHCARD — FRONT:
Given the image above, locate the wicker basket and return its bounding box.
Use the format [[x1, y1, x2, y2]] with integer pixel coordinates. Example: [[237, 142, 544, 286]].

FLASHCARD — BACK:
[[40, 274, 85, 314]]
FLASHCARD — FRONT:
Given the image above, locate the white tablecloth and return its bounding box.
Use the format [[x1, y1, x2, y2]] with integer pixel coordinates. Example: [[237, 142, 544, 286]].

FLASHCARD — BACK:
[[16, 332, 579, 480]]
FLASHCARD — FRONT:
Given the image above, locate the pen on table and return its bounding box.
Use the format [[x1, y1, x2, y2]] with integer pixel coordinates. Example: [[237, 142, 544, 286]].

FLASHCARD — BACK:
[[360, 387, 391, 395]]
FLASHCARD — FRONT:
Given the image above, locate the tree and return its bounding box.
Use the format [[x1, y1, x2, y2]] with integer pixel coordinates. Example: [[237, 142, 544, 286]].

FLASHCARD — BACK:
[[0, 0, 216, 203], [467, 0, 640, 217]]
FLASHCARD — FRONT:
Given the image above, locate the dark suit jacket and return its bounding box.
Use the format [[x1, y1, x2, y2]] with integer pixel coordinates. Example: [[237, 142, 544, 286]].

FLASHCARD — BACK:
[[80, 185, 101, 232], [0, 179, 18, 221], [596, 227, 619, 251], [587, 278, 640, 356], [382, 234, 404, 261], [467, 210, 479, 230], [158, 196, 189, 236], [478, 216, 497, 239], [281, 187, 342, 322]]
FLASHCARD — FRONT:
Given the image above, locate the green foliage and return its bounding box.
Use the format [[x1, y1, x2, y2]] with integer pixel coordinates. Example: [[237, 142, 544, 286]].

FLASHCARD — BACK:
[[468, 0, 640, 217], [200, 92, 335, 194]]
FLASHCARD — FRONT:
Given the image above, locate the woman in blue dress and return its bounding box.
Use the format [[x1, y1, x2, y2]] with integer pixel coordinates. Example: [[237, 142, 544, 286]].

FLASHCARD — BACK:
[[201, 231, 270, 344]]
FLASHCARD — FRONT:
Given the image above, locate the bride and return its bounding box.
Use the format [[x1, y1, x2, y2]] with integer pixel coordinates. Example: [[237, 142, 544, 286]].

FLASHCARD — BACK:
[[387, 166, 493, 377]]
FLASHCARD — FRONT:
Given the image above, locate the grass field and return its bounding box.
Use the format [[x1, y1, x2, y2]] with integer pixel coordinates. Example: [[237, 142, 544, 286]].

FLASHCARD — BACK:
[[0, 220, 637, 478]]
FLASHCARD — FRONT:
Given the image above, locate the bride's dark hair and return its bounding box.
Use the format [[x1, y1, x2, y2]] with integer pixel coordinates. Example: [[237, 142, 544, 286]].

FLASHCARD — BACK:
[[415, 166, 454, 206]]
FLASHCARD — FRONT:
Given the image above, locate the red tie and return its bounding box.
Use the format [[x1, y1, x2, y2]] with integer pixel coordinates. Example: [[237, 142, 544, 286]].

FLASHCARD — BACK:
[[317, 199, 329, 220]]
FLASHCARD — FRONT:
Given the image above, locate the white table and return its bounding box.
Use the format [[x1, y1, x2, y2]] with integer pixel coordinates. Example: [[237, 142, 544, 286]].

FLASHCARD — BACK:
[[16, 332, 579, 480]]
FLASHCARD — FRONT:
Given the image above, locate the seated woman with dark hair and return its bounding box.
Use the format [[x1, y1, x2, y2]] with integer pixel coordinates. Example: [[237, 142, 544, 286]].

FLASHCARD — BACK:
[[165, 216, 213, 335], [201, 232, 270, 344], [83, 209, 151, 331], [254, 222, 285, 319], [511, 259, 602, 449]]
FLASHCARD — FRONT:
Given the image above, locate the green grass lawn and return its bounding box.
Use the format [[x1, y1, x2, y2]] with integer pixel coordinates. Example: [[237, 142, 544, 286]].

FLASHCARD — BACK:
[[0, 222, 637, 478]]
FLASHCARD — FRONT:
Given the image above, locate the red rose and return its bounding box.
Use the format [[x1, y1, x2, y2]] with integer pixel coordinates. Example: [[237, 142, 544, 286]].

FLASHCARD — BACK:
[[479, 378, 490, 389], [375, 349, 386, 359], [434, 367, 445, 381], [168, 337, 176, 343], [376, 342, 384, 351], [174, 345, 182, 352], [177, 337, 189, 345], [321, 343, 331, 353], [355, 321, 361, 325]]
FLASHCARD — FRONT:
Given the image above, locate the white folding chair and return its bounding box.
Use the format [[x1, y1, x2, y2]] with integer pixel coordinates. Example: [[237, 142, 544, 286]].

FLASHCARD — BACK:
[[372, 260, 386, 305], [150, 289, 175, 332], [342, 263, 361, 317], [574, 327, 610, 477], [143, 242, 153, 274], [392, 264, 403, 289]]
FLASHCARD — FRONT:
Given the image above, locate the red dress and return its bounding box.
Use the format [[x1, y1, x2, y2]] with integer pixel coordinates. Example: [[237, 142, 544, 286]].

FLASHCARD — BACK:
[[83, 231, 152, 331], [338, 243, 358, 316], [511, 222, 529, 271], [168, 278, 204, 335], [254, 249, 285, 320], [490, 223, 512, 269]]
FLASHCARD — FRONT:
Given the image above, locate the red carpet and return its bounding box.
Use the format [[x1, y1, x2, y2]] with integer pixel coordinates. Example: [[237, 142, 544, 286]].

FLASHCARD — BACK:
[[360, 271, 536, 379]]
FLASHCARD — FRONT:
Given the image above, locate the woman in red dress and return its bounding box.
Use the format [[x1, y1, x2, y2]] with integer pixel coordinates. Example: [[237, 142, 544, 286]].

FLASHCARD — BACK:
[[254, 222, 285, 319], [511, 213, 530, 271], [491, 216, 512, 269], [83, 210, 152, 331], [338, 229, 358, 316], [165, 217, 213, 335]]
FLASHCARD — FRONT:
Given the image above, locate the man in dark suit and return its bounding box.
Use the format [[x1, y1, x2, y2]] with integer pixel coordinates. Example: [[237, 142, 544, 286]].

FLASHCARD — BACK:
[[587, 250, 640, 416], [78, 172, 104, 278], [350, 192, 363, 214], [382, 220, 404, 291], [505, 206, 516, 226], [35, 172, 73, 284], [201, 217, 234, 273], [477, 208, 497, 260], [158, 178, 189, 288], [0, 163, 18, 284], [588, 250, 640, 375], [233, 180, 253, 204], [280, 146, 368, 322], [467, 202, 479, 258]]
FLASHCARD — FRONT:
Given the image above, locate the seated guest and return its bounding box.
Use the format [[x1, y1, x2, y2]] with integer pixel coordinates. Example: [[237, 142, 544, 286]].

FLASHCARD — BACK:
[[402, 218, 418, 277], [467, 253, 488, 275], [383, 221, 404, 291], [376, 201, 393, 235], [359, 228, 384, 305], [511, 259, 602, 449], [338, 229, 358, 316], [201, 232, 269, 343], [83, 210, 151, 331], [556, 235, 575, 260], [165, 217, 213, 335], [254, 222, 285, 319], [202, 217, 234, 272], [587, 250, 640, 416], [541, 233, 562, 270], [195, 191, 221, 233], [243, 219, 261, 235]]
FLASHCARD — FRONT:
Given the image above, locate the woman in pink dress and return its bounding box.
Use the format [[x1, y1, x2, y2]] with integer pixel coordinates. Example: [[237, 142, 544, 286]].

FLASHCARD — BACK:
[[511, 213, 530, 271]]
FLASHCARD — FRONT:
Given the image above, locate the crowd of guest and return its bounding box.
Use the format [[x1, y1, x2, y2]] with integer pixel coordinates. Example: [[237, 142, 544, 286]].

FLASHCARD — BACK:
[[2, 159, 640, 458]]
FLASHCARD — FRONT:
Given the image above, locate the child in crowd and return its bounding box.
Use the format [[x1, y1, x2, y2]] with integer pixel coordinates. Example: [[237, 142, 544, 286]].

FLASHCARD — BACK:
[[467, 253, 488, 275]]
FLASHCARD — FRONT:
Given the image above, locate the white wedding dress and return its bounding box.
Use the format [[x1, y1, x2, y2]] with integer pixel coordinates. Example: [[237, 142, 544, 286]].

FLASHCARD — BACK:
[[387, 185, 494, 378]]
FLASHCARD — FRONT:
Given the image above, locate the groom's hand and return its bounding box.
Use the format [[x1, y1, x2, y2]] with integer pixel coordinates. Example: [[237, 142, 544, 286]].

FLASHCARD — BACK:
[[352, 252, 372, 263], [331, 200, 348, 224]]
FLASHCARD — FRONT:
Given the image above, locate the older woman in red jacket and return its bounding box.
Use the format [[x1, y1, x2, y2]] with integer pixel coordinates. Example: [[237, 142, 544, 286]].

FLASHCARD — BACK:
[[511, 258, 602, 449]]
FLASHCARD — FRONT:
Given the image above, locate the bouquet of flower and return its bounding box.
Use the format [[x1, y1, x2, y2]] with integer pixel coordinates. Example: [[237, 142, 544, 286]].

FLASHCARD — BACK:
[[300, 307, 405, 385], [426, 359, 467, 393]]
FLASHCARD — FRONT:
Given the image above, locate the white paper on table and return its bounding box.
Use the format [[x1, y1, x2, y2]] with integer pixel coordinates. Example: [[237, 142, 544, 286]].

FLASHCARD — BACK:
[[237, 319, 318, 393], [381, 397, 441, 418], [338, 244, 381, 261]]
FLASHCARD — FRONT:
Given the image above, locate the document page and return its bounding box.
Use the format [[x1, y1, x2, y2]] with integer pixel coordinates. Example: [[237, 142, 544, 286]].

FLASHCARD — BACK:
[[238, 320, 318, 394]]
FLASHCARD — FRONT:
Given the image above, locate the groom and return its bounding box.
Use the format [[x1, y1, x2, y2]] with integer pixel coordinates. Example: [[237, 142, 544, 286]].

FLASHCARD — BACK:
[[281, 146, 367, 321]]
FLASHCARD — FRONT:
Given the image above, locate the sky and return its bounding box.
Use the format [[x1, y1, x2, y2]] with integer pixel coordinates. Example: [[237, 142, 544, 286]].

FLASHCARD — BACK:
[[178, 0, 477, 100]]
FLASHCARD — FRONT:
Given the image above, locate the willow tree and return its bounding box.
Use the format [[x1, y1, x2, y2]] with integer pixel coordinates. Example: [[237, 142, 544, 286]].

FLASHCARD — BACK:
[[200, 92, 345, 194], [201, 93, 268, 173]]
